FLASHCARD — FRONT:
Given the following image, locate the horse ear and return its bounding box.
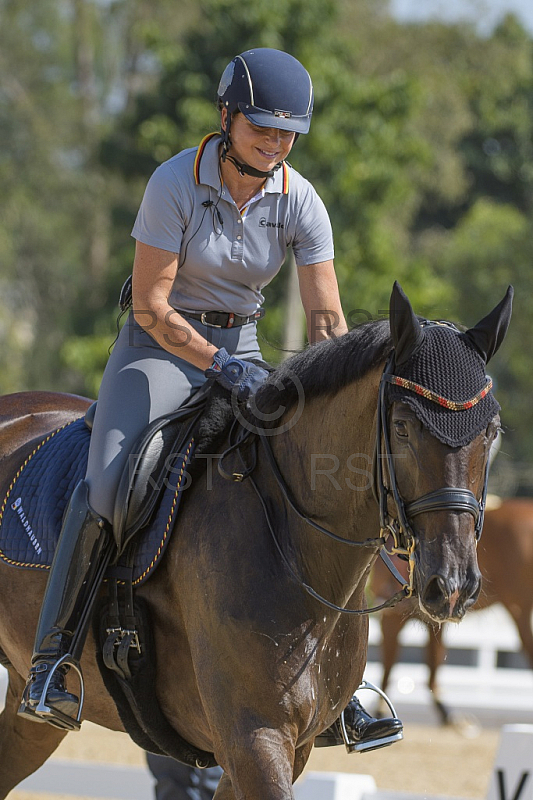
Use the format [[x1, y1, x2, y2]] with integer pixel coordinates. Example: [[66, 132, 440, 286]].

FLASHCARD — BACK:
[[462, 286, 514, 364], [389, 281, 424, 366]]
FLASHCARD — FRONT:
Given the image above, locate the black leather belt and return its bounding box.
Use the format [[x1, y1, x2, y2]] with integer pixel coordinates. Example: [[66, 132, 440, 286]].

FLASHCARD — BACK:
[[183, 309, 265, 328]]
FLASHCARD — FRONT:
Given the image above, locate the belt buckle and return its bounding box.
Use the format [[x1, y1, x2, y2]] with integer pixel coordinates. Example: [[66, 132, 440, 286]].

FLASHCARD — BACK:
[[200, 312, 223, 328]]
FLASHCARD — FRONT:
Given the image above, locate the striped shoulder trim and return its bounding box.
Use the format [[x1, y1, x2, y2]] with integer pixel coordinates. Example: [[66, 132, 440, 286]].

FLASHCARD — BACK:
[[281, 161, 289, 194], [194, 132, 220, 185]]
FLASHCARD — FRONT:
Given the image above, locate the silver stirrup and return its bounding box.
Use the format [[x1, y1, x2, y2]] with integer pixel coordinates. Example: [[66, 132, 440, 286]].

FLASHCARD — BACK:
[[35, 654, 84, 732], [340, 679, 403, 754]]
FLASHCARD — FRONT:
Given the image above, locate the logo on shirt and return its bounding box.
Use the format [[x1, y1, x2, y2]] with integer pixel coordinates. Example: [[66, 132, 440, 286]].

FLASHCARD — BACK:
[[259, 218, 284, 229]]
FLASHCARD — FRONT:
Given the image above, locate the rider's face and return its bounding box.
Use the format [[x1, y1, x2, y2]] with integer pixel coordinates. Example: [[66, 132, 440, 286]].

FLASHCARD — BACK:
[[222, 109, 295, 173]]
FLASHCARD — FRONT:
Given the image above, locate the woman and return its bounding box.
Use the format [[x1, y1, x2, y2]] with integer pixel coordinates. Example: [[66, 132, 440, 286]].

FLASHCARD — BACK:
[[18, 47, 402, 752]]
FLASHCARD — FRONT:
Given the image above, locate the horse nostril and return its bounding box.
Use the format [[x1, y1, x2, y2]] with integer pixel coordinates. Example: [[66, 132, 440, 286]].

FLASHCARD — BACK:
[[421, 575, 449, 617], [465, 575, 482, 609]]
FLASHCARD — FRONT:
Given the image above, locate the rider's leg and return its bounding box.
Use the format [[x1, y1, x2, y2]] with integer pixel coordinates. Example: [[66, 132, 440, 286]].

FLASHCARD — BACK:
[[86, 315, 262, 527], [18, 314, 262, 728], [18, 480, 112, 728], [17, 320, 199, 729]]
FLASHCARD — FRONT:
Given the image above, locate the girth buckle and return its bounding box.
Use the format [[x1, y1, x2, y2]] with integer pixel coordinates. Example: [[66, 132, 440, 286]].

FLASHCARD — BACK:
[[106, 626, 142, 655]]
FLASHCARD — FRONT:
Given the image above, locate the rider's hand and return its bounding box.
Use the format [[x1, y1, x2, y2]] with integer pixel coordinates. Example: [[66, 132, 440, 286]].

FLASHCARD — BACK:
[[205, 348, 269, 401]]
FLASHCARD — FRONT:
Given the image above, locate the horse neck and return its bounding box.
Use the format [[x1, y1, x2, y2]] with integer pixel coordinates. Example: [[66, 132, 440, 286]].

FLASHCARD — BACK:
[[273, 366, 381, 526], [262, 366, 383, 608]]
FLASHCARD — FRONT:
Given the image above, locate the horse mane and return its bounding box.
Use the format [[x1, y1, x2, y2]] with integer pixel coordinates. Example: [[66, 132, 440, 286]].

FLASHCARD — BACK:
[[190, 319, 392, 460], [254, 319, 393, 426]]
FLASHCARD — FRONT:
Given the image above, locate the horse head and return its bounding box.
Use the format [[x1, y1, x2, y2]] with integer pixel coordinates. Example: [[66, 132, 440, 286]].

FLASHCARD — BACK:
[[382, 281, 513, 623]]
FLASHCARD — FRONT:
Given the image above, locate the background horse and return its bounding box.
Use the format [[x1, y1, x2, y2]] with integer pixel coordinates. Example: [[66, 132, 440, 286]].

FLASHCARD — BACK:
[[0, 283, 511, 799], [372, 496, 533, 725]]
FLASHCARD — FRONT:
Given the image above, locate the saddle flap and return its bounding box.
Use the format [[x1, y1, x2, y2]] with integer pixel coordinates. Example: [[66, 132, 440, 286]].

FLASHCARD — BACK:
[[0, 380, 230, 588], [114, 416, 195, 546], [113, 382, 214, 549]]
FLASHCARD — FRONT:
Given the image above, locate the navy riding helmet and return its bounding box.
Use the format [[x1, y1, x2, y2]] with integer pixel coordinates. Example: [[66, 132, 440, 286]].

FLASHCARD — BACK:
[[217, 48, 314, 177]]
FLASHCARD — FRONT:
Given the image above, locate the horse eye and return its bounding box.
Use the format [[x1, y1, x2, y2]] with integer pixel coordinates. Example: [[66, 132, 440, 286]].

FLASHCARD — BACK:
[[393, 420, 408, 438]]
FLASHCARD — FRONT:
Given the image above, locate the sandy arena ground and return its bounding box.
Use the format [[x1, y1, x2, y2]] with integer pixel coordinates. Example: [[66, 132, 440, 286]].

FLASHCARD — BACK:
[[8, 719, 500, 800]]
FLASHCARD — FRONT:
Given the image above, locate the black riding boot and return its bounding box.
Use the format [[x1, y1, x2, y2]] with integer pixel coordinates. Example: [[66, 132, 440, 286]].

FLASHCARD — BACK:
[[315, 695, 403, 753], [18, 480, 112, 730]]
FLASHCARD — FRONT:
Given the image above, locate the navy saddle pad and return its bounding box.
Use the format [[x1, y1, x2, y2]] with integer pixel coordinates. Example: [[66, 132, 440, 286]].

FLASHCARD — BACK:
[[0, 418, 193, 586]]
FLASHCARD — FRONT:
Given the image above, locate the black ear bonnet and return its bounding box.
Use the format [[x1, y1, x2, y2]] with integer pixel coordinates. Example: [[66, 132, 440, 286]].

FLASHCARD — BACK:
[[387, 282, 513, 447], [388, 324, 500, 447]]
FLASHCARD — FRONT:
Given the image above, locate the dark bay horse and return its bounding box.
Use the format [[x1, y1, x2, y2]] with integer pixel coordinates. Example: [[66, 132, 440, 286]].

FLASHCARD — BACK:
[[0, 283, 512, 799], [372, 497, 533, 724]]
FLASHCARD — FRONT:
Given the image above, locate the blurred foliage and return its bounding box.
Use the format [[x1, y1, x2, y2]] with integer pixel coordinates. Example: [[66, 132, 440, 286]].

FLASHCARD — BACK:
[[1, 0, 533, 484]]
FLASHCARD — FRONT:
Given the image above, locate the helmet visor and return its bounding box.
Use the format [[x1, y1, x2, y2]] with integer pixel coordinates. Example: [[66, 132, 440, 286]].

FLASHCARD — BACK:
[[238, 102, 311, 134]]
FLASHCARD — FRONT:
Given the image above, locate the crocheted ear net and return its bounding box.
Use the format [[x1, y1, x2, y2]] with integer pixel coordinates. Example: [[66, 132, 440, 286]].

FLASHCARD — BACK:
[[388, 324, 499, 447]]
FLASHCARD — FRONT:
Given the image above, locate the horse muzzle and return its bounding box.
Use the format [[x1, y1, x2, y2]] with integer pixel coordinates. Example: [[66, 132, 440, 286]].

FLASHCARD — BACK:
[[416, 557, 482, 622]]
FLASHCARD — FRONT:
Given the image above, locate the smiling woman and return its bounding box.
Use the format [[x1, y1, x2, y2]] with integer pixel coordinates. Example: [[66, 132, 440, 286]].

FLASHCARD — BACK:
[[13, 45, 404, 763]]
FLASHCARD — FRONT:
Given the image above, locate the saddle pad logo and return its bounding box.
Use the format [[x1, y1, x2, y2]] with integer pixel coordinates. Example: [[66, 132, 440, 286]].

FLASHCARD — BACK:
[[0, 418, 194, 586], [10, 497, 43, 555]]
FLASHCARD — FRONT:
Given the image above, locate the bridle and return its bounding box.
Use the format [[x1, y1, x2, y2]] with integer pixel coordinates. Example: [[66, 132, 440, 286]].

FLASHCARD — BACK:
[[375, 350, 490, 552], [219, 344, 492, 616]]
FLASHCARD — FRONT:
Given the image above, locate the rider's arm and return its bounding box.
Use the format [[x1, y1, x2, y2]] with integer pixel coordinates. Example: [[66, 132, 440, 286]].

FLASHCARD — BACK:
[[132, 241, 218, 371], [297, 259, 348, 343]]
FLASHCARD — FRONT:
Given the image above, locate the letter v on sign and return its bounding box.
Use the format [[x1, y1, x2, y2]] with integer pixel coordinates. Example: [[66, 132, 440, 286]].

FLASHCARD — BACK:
[[497, 770, 530, 800]]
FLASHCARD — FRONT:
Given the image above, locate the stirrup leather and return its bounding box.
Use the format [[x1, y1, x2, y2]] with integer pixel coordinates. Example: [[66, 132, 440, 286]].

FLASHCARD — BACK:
[[341, 680, 403, 754]]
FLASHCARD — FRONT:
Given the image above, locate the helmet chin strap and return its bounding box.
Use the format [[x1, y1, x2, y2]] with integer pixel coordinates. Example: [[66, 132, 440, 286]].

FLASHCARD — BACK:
[[224, 152, 282, 179], [220, 134, 282, 179]]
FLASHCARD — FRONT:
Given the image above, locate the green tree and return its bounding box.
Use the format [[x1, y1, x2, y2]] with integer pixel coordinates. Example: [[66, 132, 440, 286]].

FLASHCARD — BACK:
[[422, 199, 533, 467], [0, 0, 198, 394], [459, 15, 533, 215], [4, 0, 533, 480], [345, 10, 533, 481]]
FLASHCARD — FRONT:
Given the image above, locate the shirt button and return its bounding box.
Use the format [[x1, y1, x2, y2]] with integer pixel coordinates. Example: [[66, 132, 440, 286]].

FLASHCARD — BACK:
[[236, 235, 242, 240], [237, 219, 242, 224]]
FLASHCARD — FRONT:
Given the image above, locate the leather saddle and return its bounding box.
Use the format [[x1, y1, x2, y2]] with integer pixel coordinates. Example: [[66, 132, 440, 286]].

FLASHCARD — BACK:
[[85, 380, 214, 555]]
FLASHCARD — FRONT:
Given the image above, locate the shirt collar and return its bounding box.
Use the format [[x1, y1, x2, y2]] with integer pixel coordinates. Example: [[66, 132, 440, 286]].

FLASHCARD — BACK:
[[194, 132, 289, 195]]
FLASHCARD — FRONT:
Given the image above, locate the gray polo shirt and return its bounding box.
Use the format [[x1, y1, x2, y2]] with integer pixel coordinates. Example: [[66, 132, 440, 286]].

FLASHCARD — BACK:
[[132, 133, 334, 316]]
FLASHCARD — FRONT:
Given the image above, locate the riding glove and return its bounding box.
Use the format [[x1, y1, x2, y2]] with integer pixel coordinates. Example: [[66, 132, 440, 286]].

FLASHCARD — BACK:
[[205, 348, 269, 401]]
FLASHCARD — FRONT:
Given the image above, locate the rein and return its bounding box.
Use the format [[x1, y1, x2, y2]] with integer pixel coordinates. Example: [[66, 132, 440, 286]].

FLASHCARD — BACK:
[[218, 348, 491, 616], [218, 421, 410, 615], [252, 431, 410, 615]]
